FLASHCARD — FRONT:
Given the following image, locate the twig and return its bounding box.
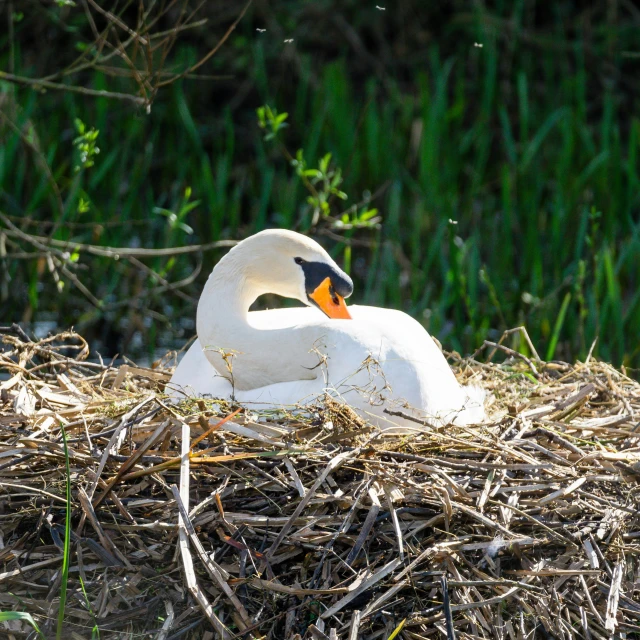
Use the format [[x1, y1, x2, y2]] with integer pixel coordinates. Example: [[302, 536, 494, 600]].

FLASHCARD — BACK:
[[0, 216, 237, 257], [157, 0, 252, 87], [85, 0, 150, 46], [320, 558, 402, 620], [265, 448, 358, 562], [0, 70, 147, 105], [480, 340, 540, 377]]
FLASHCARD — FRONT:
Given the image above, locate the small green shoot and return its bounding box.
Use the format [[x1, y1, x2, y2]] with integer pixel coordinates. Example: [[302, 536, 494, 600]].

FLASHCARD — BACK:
[[78, 574, 100, 639], [56, 423, 72, 640], [77, 197, 90, 214], [73, 119, 100, 171], [256, 105, 289, 141], [153, 186, 198, 235]]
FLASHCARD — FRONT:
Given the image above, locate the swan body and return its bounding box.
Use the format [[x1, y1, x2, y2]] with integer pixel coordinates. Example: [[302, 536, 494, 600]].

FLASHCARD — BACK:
[[169, 230, 485, 428]]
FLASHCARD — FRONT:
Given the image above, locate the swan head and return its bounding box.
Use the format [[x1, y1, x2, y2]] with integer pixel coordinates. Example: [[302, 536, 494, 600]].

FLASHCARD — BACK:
[[227, 229, 353, 319]]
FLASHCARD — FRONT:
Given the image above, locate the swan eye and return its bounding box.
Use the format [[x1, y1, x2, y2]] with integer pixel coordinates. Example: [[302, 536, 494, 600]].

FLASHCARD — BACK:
[[294, 257, 305, 265], [329, 283, 339, 306]]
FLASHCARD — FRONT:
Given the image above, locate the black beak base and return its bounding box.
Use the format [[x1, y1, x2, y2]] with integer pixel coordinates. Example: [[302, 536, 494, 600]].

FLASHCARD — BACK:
[[301, 261, 353, 301]]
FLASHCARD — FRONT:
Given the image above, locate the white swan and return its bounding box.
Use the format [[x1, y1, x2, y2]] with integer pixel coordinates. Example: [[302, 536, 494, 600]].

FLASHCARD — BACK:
[[169, 229, 485, 429]]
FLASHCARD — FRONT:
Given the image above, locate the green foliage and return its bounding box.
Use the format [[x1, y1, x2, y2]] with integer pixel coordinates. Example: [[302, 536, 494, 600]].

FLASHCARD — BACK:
[[0, 612, 45, 639], [73, 118, 100, 171], [1, 4, 639, 373], [77, 197, 90, 214], [294, 149, 346, 219], [153, 186, 198, 236], [258, 105, 381, 232], [0, 428, 77, 638], [546, 293, 572, 361], [256, 105, 289, 141]]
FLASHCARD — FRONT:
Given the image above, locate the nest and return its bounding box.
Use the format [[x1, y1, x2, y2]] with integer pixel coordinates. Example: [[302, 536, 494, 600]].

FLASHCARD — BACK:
[[0, 328, 639, 639]]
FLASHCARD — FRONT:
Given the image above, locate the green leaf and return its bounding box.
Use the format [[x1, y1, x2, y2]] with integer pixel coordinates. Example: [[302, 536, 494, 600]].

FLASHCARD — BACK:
[[359, 208, 379, 221], [73, 120, 100, 171], [0, 612, 45, 639], [546, 292, 572, 361], [520, 107, 568, 171], [77, 197, 90, 214], [178, 200, 200, 216], [319, 152, 331, 173]]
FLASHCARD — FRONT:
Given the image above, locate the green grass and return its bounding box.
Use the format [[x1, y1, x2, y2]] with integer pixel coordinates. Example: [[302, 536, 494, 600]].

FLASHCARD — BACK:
[[1, 5, 639, 372], [0, 426, 85, 638], [57, 424, 72, 640]]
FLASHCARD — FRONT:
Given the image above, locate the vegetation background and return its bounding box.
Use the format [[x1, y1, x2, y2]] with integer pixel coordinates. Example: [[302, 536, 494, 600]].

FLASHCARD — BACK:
[[1, 0, 639, 372]]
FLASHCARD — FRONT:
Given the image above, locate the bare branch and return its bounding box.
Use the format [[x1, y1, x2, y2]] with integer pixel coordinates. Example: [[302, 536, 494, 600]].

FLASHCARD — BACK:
[[157, 0, 252, 87], [85, 0, 150, 46], [0, 70, 147, 105], [0, 215, 237, 258]]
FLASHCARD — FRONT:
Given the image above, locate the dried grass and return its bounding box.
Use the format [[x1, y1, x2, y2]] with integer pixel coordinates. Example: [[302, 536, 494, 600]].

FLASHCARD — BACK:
[[1, 329, 639, 639]]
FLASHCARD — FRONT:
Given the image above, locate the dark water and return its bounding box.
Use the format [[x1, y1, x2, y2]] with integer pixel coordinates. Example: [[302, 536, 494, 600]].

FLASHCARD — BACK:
[[11, 320, 190, 371]]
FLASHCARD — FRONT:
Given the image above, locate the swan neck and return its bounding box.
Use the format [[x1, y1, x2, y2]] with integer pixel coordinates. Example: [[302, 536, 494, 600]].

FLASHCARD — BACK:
[[195, 241, 319, 390], [200, 253, 264, 323]]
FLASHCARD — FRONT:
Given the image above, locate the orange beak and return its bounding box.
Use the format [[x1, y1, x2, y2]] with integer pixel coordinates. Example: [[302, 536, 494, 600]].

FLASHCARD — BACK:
[[309, 277, 352, 319]]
